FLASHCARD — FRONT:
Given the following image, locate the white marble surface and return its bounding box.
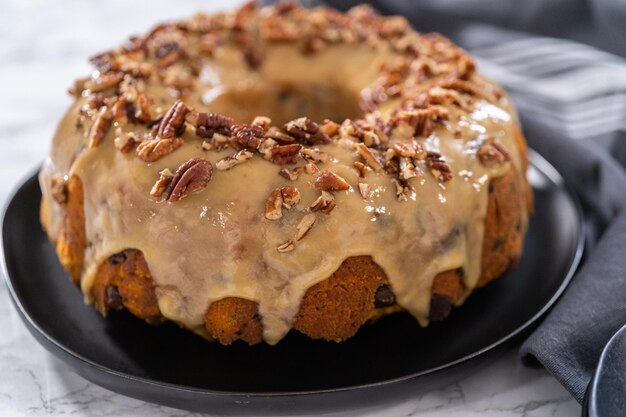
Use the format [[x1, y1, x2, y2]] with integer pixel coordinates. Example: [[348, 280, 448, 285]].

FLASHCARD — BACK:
[[0, 0, 581, 415]]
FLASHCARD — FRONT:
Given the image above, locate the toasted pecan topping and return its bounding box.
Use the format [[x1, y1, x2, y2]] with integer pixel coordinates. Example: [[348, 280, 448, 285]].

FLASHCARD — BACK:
[[157, 100, 189, 139], [314, 170, 350, 191], [150, 168, 174, 198], [278, 167, 300, 181], [392, 178, 411, 201], [284, 117, 331, 145], [280, 186, 301, 208], [310, 191, 336, 214], [85, 72, 124, 92], [88, 107, 113, 148], [270, 143, 302, 165], [264, 188, 284, 220], [301, 147, 332, 163], [114, 128, 139, 153], [277, 239, 295, 253], [356, 143, 384, 172], [478, 138, 511, 167], [232, 123, 265, 150], [354, 161, 373, 178], [216, 149, 254, 171], [296, 213, 317, 241], [426, 151, 453, 182], [136, 137, 184, 163], [398, 156, 419, 180], [186, 111, 234, 139], [166, 158, 213, 202], [358, 182, 370, 199]]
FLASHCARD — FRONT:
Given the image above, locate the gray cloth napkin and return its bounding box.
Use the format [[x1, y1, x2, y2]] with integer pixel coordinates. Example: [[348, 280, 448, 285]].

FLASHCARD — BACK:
[[315, 0, 626, 403]]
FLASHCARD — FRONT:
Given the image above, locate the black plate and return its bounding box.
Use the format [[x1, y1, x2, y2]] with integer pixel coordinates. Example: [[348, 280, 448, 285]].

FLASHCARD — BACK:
[[2, 151, 583, 415]]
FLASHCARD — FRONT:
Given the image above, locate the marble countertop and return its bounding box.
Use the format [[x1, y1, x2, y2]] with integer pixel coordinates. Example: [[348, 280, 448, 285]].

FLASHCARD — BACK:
[[0, 0, 580, 415]]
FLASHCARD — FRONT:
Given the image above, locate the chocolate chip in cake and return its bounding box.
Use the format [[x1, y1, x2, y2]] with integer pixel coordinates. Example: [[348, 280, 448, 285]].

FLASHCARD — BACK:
[[374, 285, 396, 308]]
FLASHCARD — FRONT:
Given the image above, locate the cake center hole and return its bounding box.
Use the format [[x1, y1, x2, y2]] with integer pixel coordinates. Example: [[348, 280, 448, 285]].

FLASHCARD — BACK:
[[204, 82, 363, 125]]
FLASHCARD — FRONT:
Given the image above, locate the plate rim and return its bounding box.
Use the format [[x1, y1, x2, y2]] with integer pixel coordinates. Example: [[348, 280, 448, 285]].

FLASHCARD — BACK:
[[1, 150, 585, 399]]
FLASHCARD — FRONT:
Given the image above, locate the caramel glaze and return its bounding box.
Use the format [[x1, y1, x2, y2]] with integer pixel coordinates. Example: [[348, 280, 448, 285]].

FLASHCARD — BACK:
[[40, 2, 529, 344]]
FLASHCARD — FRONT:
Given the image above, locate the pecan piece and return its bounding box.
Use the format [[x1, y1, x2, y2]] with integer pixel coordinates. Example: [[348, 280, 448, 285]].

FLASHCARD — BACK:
[[358, 183, 370, 199], [270, 144, 302, 165], [187, 111, 234, 139], [166, 158, 213, 203], [156, 100, 188, 139], [315, 170, 350, 191], [232, 123, 265, 150], [277, 239, 295, 253], [296, 213, 317, 241], [426, 151, 453, 182], [354, 161, 373, 178], [356, 143, 384, 172], [284, 117, 331, 145], [310, 191, 336, 214], [85, 72, 124, 92], [136, 137, 184, 162], [114, 128, 139, 153], [278, 167, 300, 181], [280, 186, 301, 208], [399, 156, 419, 180], [264, 188, 283, 220], [215, 149, 254, 171], [478, 138, 511, 167], [301, 147, 332, 163], [88, 107, 113, 148], [150, 168, 174, 198]]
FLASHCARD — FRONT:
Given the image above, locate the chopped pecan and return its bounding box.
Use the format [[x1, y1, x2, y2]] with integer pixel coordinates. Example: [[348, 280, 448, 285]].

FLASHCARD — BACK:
[[399, 156, 419, 180], [215, 149, 254, 171], [426, 151, 453, 182], [277, 239, 295, 253], [356, 143, 384, 172], [314, 170, 350, 191], [232, 123, 265, 150], [310, 191, 336, 214], [266, 126, 295, 142], [304, 161, 320, 174], [88, 107, 113, 148], [392, 140, 424, 158], [85, 72, 124, 92], [354, 161, 373, 177], [301, 147, 332, 163], [156, 100, 188, 139], [252, 116, 272, 130], [270, 144, 302, 165], [265, 188, 283, 220], [136, 137, 184, 162], [201, 140, 213, 151], [284, 117, 331, 145], [113, 128, 139, 153], [134, 94, 153, 123], [278, 167, 299, 181], [187, 111, 233, 139], [150, 168, 174, 198], [166, 158, 213, 202], [280, 186, 301, 208], [358, 183, 370, 199], [296, 213, 317, 241], [50, 175, 67, 205], [478, 138, 511, 167], [392, 106, 449, 137], [319, 119, 340, 137], [392, 178, 410, 201]]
